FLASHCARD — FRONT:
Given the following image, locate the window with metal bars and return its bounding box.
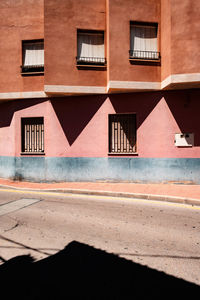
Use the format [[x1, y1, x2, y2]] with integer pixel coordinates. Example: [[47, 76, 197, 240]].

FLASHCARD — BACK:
[[109, 114, 136, 153], [130, 22, 160, 61], [76, 30, 106, 66], [21, 117, 44, 154]]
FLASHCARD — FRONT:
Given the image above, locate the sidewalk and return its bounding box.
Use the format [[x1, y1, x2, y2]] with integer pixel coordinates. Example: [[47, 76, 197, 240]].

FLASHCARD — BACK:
[[0, 178, 200, 206]]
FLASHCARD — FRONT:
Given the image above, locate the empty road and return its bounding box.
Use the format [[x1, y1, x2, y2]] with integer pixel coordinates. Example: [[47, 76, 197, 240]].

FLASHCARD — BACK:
[[0, 187, 200, 285]]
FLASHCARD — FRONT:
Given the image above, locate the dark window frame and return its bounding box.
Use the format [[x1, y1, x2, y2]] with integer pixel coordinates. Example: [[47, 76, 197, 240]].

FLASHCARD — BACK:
[[129, 21, 160, 63], [21, 39, 44, 75], [21, 117, 45, 155], [76, 29, 106, 67], [108, 114, 137, 154]]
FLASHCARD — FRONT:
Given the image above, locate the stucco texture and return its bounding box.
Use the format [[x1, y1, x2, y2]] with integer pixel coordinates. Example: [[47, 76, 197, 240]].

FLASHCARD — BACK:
[[0, 90, 200, 182], [0, 90, 200, 159]]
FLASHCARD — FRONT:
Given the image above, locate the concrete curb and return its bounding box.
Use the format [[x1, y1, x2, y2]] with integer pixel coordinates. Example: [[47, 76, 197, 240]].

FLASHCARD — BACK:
[[43, 188, 200, 206], [0, 184, 200, 207]]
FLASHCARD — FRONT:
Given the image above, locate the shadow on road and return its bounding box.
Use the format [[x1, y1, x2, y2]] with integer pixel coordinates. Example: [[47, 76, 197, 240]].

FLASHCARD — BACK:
[[0, 240, 199, 299]]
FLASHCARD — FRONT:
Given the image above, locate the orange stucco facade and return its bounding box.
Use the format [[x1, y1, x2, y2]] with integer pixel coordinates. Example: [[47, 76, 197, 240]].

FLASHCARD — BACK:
[[44, 0, 107, 88], [0, 0, 199, 96], [107, 0, 161, 83], [0, 0, 44, 94], [170, 0, 200, 75], [161, 0, 200, 83]]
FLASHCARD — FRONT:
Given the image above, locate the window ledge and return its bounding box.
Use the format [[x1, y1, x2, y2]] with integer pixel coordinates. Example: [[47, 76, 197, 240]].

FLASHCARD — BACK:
[[108, 152, 138, 156], [129, 57, 160, 62], [20, 152, 45, 156], [77, 64, 106, 68], [21, 71, 44, 76], [129, 58, 161, 65], [76, 57, 106, 69], [21, 65, 44, 75]]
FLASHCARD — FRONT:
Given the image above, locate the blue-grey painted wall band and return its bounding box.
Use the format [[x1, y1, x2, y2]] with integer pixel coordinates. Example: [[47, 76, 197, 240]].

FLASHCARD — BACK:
[[0, 156, 199, 184]]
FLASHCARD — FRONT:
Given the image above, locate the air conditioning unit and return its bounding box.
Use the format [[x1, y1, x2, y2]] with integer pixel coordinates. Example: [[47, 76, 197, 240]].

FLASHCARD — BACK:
[[174, 133, 194, 147]]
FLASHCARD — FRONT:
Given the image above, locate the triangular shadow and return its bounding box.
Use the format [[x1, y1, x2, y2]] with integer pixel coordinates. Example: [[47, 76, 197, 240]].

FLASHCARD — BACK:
[[109, 92, 162, 130], [0, 241, 199, 299], [165, 90, 200, 146], [51, 95, 106, 146], [0, 98, 47, 128]]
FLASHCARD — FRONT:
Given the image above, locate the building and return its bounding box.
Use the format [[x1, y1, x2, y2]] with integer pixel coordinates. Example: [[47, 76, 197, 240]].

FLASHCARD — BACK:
[[0, 0, 200, 183]]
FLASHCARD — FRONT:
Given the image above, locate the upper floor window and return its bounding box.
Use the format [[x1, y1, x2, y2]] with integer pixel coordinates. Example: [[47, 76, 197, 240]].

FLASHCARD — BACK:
[[130, 22, 160, 61], [76, 30, 106, 66], [21, 39, 44, 74]]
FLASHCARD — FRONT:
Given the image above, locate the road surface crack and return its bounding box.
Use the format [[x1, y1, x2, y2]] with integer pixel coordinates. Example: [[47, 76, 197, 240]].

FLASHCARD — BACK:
[[4, 222, 19, 232]]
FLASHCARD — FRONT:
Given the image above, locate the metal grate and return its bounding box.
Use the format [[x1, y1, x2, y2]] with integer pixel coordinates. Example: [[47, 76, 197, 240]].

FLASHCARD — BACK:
[[21, 64, 44, 73], [129, 50, 160, 60], [76, 56, 106, 65], [21, 117, 44, 153], [109, 114, 136, 153]]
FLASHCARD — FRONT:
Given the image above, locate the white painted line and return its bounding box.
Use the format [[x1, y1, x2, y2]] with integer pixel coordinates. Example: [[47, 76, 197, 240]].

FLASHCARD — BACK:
[[0, 198, 41, 216]]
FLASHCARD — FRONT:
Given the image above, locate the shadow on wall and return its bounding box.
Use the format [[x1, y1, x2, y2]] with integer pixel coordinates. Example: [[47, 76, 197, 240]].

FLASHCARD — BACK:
[[110, 92, 161, 130], [51, 95, 106, 146], [0, 240, 199, 299], [165, 90, 200, 147], [0, 99, 47, 128]]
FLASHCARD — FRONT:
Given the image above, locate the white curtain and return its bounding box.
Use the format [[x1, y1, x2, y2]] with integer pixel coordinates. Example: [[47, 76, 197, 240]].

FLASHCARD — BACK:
[[77, 33, 104, 60], [130, 25, 158, 58], [24, 42, 44, 66]]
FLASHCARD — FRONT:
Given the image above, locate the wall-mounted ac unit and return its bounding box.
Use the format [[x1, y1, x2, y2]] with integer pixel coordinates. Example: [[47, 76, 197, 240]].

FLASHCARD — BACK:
[[175, 133, 194, 147]]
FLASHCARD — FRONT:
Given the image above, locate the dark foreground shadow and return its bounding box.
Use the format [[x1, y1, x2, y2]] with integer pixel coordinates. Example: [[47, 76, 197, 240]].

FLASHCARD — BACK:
[[0, 241, 199, 299]]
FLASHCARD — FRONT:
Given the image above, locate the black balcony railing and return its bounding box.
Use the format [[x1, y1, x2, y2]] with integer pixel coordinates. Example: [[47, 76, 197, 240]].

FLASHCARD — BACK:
[[129, 50, 160, 60], [21, 64, 44, 73], [76, 56, 106, 65]]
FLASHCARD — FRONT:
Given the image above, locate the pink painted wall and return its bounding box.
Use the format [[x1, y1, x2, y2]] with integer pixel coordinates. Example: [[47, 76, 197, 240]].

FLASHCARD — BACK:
[[137, 96, 200, 158], [0, 102, 16, 156], [0, 90, 200, 158], [14, 100, 49, 156]]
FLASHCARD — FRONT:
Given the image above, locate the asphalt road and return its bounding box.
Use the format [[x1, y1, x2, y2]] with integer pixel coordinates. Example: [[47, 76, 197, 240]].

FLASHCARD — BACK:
[[0, 187, 200, 286]]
